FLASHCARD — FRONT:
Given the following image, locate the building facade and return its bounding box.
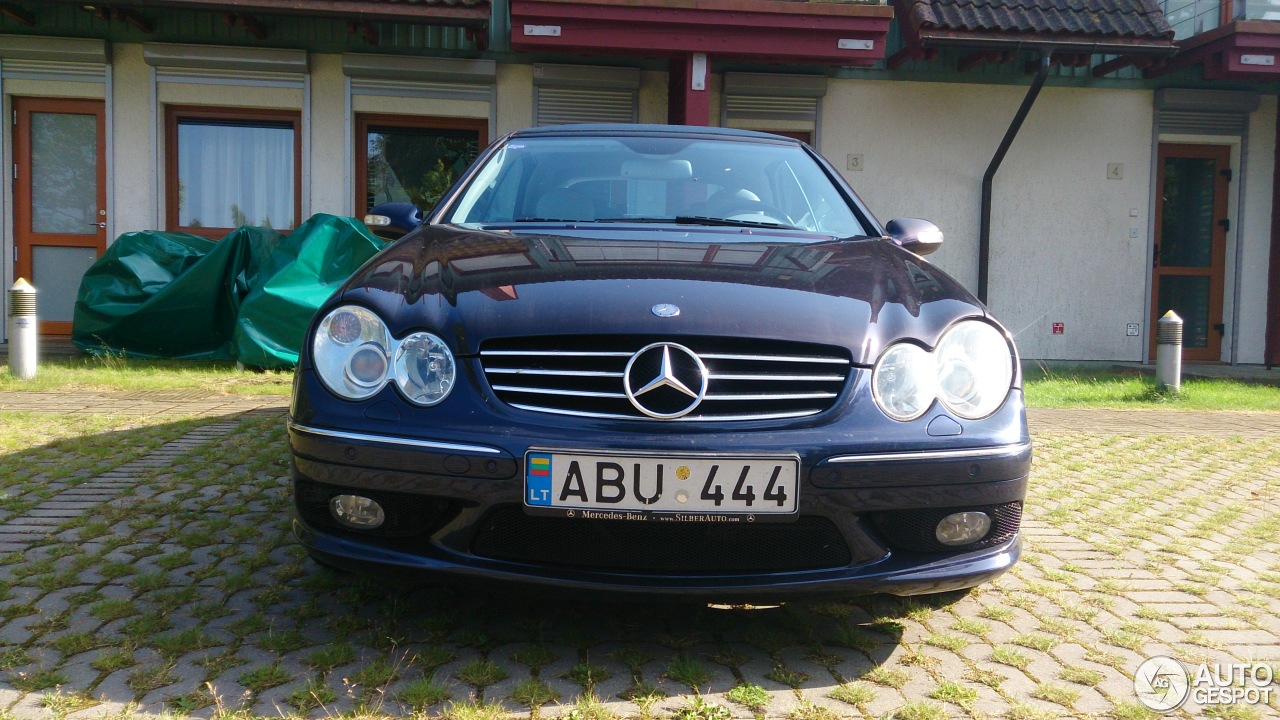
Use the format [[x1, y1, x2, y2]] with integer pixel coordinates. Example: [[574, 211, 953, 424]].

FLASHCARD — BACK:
[[1, 0, 1277, 365]]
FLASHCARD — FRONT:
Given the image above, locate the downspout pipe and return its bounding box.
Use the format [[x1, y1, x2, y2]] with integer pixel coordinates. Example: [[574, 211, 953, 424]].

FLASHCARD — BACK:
[[978, 51, 1053, 305]]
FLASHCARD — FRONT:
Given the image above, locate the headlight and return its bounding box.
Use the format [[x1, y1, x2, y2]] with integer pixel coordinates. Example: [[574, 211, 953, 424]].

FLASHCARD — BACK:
[[871, 342, 937, 422], [313, 306, 456, 406], [935, 321, 1014, 419], [314, 306, 392, 400], [394, 332, 456, 406], [872, 320, 1014, 422]]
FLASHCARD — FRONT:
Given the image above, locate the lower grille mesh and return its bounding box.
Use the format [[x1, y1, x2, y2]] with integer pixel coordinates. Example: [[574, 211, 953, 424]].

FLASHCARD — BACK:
[[471, 506, 852, 574], [869, 502, 1022, 553]]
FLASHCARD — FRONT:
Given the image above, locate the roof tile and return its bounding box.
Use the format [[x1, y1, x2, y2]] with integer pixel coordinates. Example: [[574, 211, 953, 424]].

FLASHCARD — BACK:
[[901, 0, 1173, 40]]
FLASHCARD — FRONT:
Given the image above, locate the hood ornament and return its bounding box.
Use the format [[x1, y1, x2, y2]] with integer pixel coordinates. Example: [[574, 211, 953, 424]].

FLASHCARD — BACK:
[[651, 303, 680, 318]]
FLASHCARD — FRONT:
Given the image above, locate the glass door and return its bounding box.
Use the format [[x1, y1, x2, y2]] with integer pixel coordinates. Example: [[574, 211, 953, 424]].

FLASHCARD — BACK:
[[14, 97, 107, 335], [1152, 144, 1230, 362]]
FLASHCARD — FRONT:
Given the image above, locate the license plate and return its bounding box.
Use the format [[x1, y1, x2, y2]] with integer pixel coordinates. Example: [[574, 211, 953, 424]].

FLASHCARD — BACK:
[[524, 450, 799, 521]]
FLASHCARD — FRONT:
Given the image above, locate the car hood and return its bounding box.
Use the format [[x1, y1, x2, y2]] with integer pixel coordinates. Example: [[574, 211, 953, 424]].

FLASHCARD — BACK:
[[335, 224, 985, 365]]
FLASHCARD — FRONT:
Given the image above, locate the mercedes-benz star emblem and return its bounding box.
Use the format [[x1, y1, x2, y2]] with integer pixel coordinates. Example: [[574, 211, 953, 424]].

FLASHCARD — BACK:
[[651, 303, 681, 318], [624, 342, 708, 419]]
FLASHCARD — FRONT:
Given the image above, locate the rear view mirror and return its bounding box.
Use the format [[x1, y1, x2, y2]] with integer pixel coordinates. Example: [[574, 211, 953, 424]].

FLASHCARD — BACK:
[[885, 218, 943, 255], [364, 202, 424, 241]]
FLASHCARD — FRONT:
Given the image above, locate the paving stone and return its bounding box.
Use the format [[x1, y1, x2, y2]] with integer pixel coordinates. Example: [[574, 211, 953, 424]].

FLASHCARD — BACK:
[[8, 693, 54, 720], [0, 616, 37, 645]]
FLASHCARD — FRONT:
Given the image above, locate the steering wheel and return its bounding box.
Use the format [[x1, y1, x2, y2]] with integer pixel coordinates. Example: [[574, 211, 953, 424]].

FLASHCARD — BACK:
[[718, 200, 795, 226]]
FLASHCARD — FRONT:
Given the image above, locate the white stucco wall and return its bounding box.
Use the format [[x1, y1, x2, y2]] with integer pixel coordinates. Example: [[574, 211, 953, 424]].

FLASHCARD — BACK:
[[496, 63, 533, 135], [110, 44, 152, 236], [1237, 95, 1276, 364], [821, 79, 1157, 361], [310, 53, 347, 217]]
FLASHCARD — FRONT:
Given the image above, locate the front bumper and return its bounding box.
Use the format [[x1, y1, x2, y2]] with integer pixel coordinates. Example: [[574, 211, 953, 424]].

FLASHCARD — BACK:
[[296, 514, 1021, 599], [288, 409, 1031, 599]]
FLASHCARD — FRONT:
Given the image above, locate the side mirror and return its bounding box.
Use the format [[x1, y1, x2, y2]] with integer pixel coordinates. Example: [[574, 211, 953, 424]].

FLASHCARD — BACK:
[[885, 218, 943, 256], [364, 202, 424, 241]]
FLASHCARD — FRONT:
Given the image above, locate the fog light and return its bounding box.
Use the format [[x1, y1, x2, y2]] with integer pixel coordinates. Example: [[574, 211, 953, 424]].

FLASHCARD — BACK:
[[935, 511, 991, 546], [330, 495, 385, 529]]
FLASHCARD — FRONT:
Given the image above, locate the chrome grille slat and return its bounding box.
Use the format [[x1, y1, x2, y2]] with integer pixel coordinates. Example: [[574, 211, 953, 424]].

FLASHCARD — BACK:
[[482, 336, 852, 422], [482, 350, 634, 358], [698, 353, 849, 364], [708, 373, 846, 382], [492, 385, 627, 399], [704, 392, 838, 401], [485, 368, 625, 378]]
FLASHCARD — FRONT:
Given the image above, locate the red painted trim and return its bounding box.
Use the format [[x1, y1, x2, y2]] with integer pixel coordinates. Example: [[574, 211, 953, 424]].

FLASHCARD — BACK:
[[516, 1, 890, 27], [1154, 26, 1280, 80], [668, 54, 710, 125], [511, 0, 890, 63], [514, 0, 892, 19], [513, 27, 886, 63], [1267, 108, 1280, 368]]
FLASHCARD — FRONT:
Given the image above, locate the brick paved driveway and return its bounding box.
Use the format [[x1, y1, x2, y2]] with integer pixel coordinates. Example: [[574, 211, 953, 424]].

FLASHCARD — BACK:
[[0, 392, 1276, 720]]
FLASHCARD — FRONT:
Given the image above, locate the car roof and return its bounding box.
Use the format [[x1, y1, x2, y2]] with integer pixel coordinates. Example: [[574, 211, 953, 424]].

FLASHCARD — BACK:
[[508, 124, 801, 144]]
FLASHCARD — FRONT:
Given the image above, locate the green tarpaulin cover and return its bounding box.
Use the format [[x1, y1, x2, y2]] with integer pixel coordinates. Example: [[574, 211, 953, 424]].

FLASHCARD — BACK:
[[72, 214, 385, 369]]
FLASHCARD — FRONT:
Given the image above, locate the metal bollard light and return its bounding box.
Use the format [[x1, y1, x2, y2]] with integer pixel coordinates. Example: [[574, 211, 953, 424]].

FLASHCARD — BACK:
[[8, 279, 37, 380], [1155, 310, 1182, 393]]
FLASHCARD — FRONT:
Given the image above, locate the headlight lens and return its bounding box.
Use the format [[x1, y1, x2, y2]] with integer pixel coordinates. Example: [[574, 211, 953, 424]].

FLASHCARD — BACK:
[[872, 320, 1015, 422], [394, 332, 456, 406], [314, 306, 392, 400], [935, 321, 1014, 419], [871, 342, 937, 422], [313, 306, 457, 406]]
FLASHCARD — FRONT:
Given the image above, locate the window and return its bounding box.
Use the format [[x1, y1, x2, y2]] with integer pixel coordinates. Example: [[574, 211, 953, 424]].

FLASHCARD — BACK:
[[356, 115, 487, 218], [165, 106, 301, 236]]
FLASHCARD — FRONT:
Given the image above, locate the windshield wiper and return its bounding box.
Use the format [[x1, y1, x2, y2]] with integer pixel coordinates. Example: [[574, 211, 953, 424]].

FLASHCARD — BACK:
[[672, 215, 799, 230], [585, 216, 803, 229], [515, 217, 587, 223], [593, 217, 673, 223], [518, 216, 806, 230]]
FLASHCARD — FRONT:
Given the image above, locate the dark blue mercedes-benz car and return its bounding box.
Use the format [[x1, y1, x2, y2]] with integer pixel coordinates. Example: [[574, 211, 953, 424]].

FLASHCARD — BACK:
[[288, 124, 1031, 599]]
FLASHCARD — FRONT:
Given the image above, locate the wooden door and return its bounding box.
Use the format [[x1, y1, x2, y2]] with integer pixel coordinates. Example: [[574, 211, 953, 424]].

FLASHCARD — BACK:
[[1152, 144, 1230, 362], [14, 97, 107, 335]]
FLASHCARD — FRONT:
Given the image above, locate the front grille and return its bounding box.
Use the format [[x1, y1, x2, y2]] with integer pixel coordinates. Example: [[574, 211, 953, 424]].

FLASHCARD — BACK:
[[294, 479, 457, 539], [471, 506, 853, 574], [480, 335, 852, 421], [869, 502, 1022, 554]]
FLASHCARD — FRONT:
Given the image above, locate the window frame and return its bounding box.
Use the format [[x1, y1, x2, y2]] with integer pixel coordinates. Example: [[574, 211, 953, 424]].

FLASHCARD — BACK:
[[164, 105, 302, 238], [355, 113, 489, 219]]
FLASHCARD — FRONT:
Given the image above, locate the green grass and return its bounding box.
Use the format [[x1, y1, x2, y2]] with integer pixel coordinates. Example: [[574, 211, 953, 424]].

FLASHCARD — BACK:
[[0, 356, 292, 395], [507, 678, 556, 708], [399, 676, 452, 709], [828, 681, 875, 708], [929, 680, 977, 706], [1022, 365, 1280, 410], [727, 683, 770, 710]]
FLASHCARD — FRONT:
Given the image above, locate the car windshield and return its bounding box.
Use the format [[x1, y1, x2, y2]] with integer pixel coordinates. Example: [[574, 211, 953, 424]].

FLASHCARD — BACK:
[[444, 135, 868, 237]]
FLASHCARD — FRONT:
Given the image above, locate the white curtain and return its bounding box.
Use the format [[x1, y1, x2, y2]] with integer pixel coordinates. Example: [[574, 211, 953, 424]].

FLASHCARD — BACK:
[[177, 121, 294, 230]]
